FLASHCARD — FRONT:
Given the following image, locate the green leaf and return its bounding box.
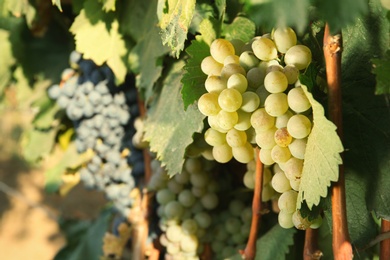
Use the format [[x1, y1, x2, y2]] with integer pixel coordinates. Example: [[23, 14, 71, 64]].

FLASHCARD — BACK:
[[223, 16, 256, 43], [198, 17, 219, 46], [32, 94, 61, 129], [159, 0, 196, 58], [54, 208, 112, 260], [245, 0, 310, 34], [70, 0, 127, 83], [372, 50, 390, 95], [2, 0, 36, 27], [255, 224, 296, 259], [22, 128, 56, 162], [0, 29, 15, 98], [297, 84, 344, 210], [144, 61, 205, 177], [127, 0, 170, 102], [98, 0, 116, 12], [181, 39, 209, 109], [119, 0, 151, 39], [52, 0, 63, 12]]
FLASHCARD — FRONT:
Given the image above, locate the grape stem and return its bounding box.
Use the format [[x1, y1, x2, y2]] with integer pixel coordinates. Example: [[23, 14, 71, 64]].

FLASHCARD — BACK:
[[323, 24, 353, 259], [380, 219, 390, 259], [303, 228, 322, 260], [241, 147, 263, 260]]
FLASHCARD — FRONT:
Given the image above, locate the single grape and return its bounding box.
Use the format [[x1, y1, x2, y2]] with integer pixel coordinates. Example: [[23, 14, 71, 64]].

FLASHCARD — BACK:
[[247, 67, 266, 89], [288, 138, 307, 159], [156, 188, 175, 205], [309, 215, 323, 229], [262, 183, 275, 201], [239, 51, 260, 71], [164, 201, 184, 219], [194, 212, 212, 229], [178, 189, 196, 207], [271, 171, 292, 193], [212, 143, 233, 163], [272, 27, 297, 53], [271, 145, 292, 164], [240, 91, 260, 113], [198, 92, 221, 116], [201, 56, 223, 76], [275, 110, 293, 129], [264, 93, 289, 117], [201, 192, 219, 210], [278, 210, 294, 229], [205, 75, 227, 93], [292, 210, 311, 230], [229, 199, 246, 217], [287, 114, 312, 139], [166, 224, 183, 242], [47, 84, 61, 99], [204, 128, 226, 146], [289, 178, 301, 191], [287, 87, 311, 113], [208, 115, 228, 133], [284, 45, 312, 70], [234, 110, 252, 131], [264, 70, 288, 93], [210, 38, 236, 63], [226, 128, 247, 147], [220, 63, 246, 80], [243, 170, 255, 189], [259, 148, 275, 165], [232, 142, 254, 163], [278, 190, 298, 213], [216, 110, 238, 130], [283, 65, 299, 84], [227, 73, 248, 93], [225, 217, 241, 234], [223, 54, 240, 66], [250, 108, 275, 131], [284, 157, 304, 181], [251, 37, 278, 61], [274, 127, 293, 147], [218, 88, 242, 112], [190, 171, 209, 188], [167, 179, 184, 194]]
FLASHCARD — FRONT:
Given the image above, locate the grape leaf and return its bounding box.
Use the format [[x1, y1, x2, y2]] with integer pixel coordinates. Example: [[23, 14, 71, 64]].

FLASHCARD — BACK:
[[51, 0, 62, 12], [198, 17, 219, 46], [144, 61, 205, 177], [297, 84, 344, 210], [255, 224, 296, 259], [32, 96, 61, 129], [21, 128, 57, 163], [223, 16, 256, 43], [159, 0, 196, 58], [181, 39, 209, 109], [2, 0, 36, 26], [0, 29, 15, 99], [70, 0, 127, 83], [98, 0, 116, 12], [120, 0, 151, 39], [372, 50, 390, 95]]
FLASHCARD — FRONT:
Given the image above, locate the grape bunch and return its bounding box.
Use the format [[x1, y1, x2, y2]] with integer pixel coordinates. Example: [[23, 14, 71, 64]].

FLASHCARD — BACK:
[[47, 51, 144, 216], [198, 27, 322, 229]]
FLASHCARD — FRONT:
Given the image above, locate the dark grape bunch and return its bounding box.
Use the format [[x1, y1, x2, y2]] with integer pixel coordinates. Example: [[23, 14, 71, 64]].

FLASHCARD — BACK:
[[48, 51, 144, 216]]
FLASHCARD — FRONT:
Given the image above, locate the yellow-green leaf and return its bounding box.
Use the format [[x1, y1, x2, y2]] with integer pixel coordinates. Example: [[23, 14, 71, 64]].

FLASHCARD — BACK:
[[297, 84, 344, 209]]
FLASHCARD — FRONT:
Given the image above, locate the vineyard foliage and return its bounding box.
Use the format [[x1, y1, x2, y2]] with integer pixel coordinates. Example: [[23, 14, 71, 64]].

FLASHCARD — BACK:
[[0, 0, 390, 259]]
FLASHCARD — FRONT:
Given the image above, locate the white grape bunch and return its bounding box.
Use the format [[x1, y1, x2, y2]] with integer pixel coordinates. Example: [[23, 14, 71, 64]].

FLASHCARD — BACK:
[[197, 26, 321, 230]]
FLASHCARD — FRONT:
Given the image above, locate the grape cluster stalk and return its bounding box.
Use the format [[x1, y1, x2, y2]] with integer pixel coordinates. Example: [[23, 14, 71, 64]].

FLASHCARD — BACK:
[[48, 51, 145, 216], [198, 27, 322, 230]]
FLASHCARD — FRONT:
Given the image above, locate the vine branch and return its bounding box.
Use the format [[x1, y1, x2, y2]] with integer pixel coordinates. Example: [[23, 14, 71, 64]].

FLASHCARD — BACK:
[[303, 228, 322, 260], [240, 147, 263, 260], [380, 219, 390, 259], [323, 23, 352, 260]]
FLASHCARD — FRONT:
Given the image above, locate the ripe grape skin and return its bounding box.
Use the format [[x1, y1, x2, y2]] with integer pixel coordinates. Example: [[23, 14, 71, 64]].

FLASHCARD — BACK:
[[259, 148, 275, 165], [241, 91, 260, 113], [255, 127, 277, 149], [224, 54, 240, 66], [271, 145, 292, 164], [251, 37, 278, 61], [232, 142, 254, 163], [271, 171, 292, 193], [218, 88, 243, 112], [287, 87, 311, 113], [288, 138, 307, 159], [264, 93, 289, 117], [264, 70, 288, 93], [284, 157, 304, 181], [250, 108, 275, 131], [217, 110, 238, 130], [201, 56, 223, 76], [227, 73, 248, 93], [247, 67, 266, 89], [274, 127, 293, 147], [198, 92, 221, 116], [212, 143, 233, 163], [204, 128, 226, 146], [284, 45, 312, 70], [221, 63, 246, 80], [278, 190, 298, 213], [275, 110, 293, 129], [210, 38, 236, 63], [272, 27, 297, 53], [283, 65, 299, 84], [239, 51, 260, 71], [234, 110, 252, 131], [226, 128, 247, 147], [287, 114, 312, 139], [278, 210, 294, 229], [205, 75, 227, 93]]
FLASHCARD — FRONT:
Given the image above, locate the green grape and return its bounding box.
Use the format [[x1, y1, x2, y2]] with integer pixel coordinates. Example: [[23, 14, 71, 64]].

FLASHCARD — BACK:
[[278, 190, 298, 213], [156, 188, 176, 205], [264, 93, 289, 117], [207, 180, 219, 193], [167, 179, 184, 194], [250, 108, 275, 131], [275, 110, 293, 129], [166, 224, 183, 242], [240, 207, 252, 223], [287, 87, 311, 113], [180, 234, 199, 253], [239, 51, 260, 71], [234, 110, 252, 131], [256, 85, 270, 107], [310, 215, 323, 229], [232, 142, 254, 163], [246, 127, 257, 145], [262, 183, 275, 201], [264, 70, 288, 93], [271, 171, 292, 193], [227, 73, 248, 93], [228, 199, 245, 217], [211, 241, 224, 253], [226, 128, 247, 147], [220, 63, 246, 80], [255, 127, 277, 149], [217, 110, 238, 130], [284, 157, 304, 181], [289, 178, 301, 191], [205, 75, 227, 93], [212, 143, 233, 163], [287, 114, 312, 139], [198, 92, 221, 116], [194, 212, 212, 229], [184, 157, 202, 173], [174, 170, 190, 184], [190, 171, 209, 188], [224, 54, 240, 66], [288, 138, 307, 159], [204, 128, 226, 146], [283, 65, 299, 84], [178, 189, 196, 207], [259, 148, 275, 165], [225, 217, 241, 234], [201, 56, 223, 76], [243, 170, 255, 189], [166, 242, 180, 255], [247, 67, 266, 89], [259, 60, 280, 72], [201, 192, 219, 209], [210, 38, 236, 63], [164, 201, 185, 219], [208, 115, 228, 133], [218, 88, 243, 112], [181, 219, 199, 235], [278, 210, 294, 229], [272, 27, 297, 53], [292, 210, 311, 230], [284, 45, 312, 70], [271, 145, 292, 163], [159, 234, 169, 247], [274, 127, 293, 147], [263, 167, 273, 184], [241, 91, 260, 112], [230, 39, 245, 55], [251, 37, 278, 61]]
